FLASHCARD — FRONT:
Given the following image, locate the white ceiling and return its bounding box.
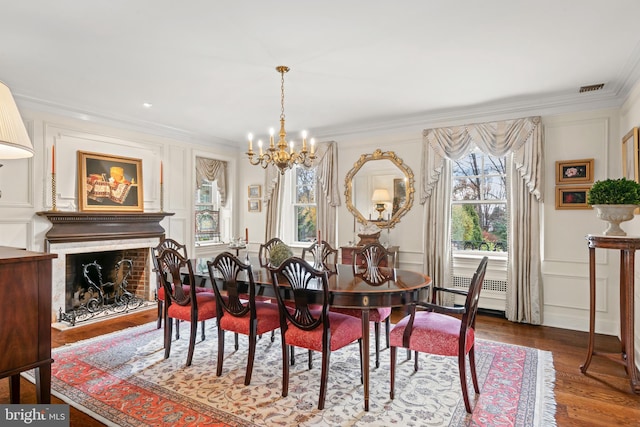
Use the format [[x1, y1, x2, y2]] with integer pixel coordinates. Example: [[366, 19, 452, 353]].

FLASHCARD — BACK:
[[2, 1, 640, 147]]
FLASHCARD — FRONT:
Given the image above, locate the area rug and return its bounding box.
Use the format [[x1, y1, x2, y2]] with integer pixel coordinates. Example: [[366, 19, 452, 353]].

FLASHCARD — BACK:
[[25, 322, 556, 426]]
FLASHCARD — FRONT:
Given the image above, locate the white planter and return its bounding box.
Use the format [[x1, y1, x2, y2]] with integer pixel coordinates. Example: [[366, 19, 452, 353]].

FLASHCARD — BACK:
[[592, 204, 639, 236]]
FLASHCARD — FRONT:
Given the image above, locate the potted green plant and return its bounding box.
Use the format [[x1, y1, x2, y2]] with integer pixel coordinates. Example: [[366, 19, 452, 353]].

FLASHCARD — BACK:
[[587, 177, 640, 236], [268, 242, 293, 267]]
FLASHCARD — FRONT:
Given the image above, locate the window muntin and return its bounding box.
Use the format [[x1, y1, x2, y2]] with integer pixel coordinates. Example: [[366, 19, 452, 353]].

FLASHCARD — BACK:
[[292, 167, 317, 243], [451, 149, 507, 253]]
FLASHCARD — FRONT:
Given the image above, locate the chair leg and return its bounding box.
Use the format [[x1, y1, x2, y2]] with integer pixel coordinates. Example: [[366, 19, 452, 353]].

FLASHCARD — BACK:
[[175, 319, 180, 340], [469, 346, 480, 394], [384, 317, 390, 348], [245, 332, 257, 386], [216, 328, 225, 377], [459, 351, 472, 413], [186, 320, 197, 367], [308, 349, 313, 370], [374, 321, 381, 368], [414, 351, 419, 372], [201, 320, 206, 341], [235, 333, 239, 351], [290, 345, 295, 366], [164, 315, 173, 359], [156, 300, 163, 329], [318, 348, 331, 410], [390, 346, 396, 399], [281, 337, 290, 397], [271, 330, 275, 342]]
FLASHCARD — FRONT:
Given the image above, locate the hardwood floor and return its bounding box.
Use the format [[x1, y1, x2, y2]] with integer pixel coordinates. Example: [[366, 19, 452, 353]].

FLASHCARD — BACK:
[[1, 309, 639, 426]]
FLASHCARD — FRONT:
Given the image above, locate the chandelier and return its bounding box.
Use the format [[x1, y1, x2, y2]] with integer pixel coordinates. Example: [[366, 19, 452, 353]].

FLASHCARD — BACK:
[[247, 66, 316, 174]]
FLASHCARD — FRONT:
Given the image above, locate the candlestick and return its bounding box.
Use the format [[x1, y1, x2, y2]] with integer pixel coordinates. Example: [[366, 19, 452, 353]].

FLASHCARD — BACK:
[[51, 173, 58, 211], [51, 146, 55, 174], [160, 161, 163, 185], [317, 229, 321, 243], [245, 227, 249, 243], [160, 183, 164, 212]]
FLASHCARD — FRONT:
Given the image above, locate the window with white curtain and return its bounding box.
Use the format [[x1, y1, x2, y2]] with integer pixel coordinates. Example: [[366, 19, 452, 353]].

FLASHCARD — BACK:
[[451, 147, 508, 254], [280, 166, 317, 245]]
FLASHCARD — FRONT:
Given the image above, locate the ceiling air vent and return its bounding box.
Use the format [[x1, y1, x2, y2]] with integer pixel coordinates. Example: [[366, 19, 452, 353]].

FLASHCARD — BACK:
[[579, 83, 604, 93]]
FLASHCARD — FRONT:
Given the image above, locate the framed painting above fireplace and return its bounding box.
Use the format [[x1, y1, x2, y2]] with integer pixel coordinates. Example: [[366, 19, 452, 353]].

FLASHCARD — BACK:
[[77, 151, 144, 212]]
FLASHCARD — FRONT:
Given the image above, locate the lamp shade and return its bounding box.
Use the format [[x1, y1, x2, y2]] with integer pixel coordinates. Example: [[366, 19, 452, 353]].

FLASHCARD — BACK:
[[0, 81, 33, 159], [371, 188, 391, 202]]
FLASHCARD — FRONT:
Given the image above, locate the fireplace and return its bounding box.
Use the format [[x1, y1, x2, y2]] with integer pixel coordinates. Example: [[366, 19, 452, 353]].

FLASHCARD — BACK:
[[60, 247, 150, 325], [37, 211, 174, 324]]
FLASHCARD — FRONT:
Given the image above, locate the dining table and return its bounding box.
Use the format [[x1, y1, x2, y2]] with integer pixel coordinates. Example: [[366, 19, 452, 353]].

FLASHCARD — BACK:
[[192, 256, 432, 411]]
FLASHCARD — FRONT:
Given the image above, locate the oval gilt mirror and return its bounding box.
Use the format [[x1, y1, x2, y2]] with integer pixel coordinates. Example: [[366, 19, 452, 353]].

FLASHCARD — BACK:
[[344, 149, 415, 229]]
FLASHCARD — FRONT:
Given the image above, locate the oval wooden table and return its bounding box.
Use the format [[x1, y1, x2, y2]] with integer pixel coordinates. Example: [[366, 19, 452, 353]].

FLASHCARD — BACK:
[[198, 259, 432, 412]]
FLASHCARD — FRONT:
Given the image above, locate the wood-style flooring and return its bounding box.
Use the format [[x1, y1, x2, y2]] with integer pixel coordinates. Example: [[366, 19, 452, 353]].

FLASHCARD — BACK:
[[1, 308, 639, 426]]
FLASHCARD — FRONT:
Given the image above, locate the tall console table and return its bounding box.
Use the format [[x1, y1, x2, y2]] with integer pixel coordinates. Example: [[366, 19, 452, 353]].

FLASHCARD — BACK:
[[581, 234, 640, 393], [0, 247, 57, 403]]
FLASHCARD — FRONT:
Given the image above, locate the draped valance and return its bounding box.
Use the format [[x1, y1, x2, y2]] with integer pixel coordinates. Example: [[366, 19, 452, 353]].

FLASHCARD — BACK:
[[195, 157, 227, 206], [421, 116, 542, 204]]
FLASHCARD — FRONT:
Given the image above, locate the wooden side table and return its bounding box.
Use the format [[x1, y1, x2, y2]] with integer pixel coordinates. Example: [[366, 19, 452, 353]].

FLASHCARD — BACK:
[[581, 234, 640, 393], [0, 247, 57, 403]]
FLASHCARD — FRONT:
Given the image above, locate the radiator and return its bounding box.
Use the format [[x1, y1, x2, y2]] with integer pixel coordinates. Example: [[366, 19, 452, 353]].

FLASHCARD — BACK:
[[451, 275, 507, 312]]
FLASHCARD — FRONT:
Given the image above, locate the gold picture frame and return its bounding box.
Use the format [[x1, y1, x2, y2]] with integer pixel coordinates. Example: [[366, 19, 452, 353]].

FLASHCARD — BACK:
[[555, 185, 591, 210], [248, 184, 261, 198], [248, 200, 261, 212], [622, 127, 639, 183], [555, 159, 594, 184], [77, 151, 144, 212]]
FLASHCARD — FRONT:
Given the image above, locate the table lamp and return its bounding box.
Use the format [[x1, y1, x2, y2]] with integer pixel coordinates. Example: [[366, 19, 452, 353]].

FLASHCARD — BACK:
[[0, 81, 34, 199], [371, 188, 391, 221]]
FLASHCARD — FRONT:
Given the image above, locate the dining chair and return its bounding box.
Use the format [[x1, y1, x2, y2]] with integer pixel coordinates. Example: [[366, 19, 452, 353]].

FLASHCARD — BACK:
[[389, 256, 489, 413], [157, 247, 217, 367], [270, 257, 363, 410], [152, 238, 209, 341], [301, 240, 338, 272], [258, 237, 286, 267], [332, 242, 394, 368], [206, 252, 280, 385]]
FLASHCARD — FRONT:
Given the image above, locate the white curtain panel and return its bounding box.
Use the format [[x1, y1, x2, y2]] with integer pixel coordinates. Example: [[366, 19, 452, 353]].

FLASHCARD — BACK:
[[421, 116, 543, 324]]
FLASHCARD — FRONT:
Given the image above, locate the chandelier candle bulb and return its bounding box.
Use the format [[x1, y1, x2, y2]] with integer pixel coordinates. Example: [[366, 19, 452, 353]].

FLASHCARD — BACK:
[[258, 140, 263, 156], [290, 141, 294, 154], [248, 133, 253, 152], [311, 138, 315, 155], [269, 128, 275, 148]]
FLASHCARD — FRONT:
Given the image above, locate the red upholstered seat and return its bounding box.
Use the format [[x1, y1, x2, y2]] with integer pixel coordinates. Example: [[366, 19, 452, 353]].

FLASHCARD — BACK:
[[157, 284, 209, 301], [270, 257, 363, 410], [390, 311, 475, 356], [166, 292, 217, 321], [390, 256, 488, 413], [207, 253, 281, 386]]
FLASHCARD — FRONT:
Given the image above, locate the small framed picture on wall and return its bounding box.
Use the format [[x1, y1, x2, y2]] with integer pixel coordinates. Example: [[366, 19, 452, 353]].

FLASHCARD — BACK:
[[248, 200, 261, 212], [622, 127, 639, 183], [248, 184, 262, 198], [555, 186, 591, 210], [555, 159, 594, 185]]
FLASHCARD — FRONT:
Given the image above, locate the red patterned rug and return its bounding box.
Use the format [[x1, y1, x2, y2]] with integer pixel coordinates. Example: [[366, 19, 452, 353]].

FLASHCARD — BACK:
[[25, 322, 556, 426]]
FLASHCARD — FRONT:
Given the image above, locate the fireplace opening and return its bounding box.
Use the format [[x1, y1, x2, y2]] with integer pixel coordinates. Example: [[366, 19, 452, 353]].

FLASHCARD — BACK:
[[61, 248, 152, 325]]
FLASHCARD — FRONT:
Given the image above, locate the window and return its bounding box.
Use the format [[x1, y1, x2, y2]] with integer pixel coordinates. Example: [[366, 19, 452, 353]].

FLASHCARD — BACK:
[[292, 167, 317, 243], [195, 180, 222, 244], [451, 148, 507, 253]]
